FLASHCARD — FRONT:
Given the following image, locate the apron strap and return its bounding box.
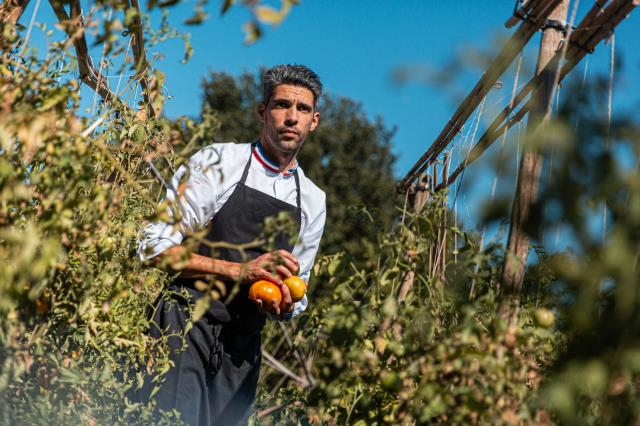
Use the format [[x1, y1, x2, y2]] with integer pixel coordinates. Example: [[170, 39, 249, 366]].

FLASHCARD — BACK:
[[241, 140, 302, 211], [293, 169, 301, 211], [239, 142, 257, 185]]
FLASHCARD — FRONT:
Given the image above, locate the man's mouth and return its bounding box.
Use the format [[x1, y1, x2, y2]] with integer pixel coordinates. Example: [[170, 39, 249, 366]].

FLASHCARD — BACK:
[[279, 128, 299, 136]]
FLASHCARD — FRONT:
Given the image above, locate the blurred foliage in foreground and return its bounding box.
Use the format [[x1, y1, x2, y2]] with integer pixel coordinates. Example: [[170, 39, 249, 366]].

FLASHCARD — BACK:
[[253, 72, 640, 424], [2, 1, 640, 424]]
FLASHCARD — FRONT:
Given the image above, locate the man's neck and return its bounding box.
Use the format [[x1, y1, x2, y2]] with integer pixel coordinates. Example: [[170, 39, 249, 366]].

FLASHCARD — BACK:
[[259, 138, 297, 173]]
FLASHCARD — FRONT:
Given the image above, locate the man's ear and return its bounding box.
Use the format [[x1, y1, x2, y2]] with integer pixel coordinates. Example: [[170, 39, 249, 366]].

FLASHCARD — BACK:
[[257, 102, 266, 122], [310, 111, 320, 132]]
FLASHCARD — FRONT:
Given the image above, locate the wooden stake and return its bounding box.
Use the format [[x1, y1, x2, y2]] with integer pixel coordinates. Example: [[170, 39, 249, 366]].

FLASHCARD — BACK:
[[500, 0, 570, 324], [441, 153, 450, 275], [397, 266, 416, 304], [432, 162, 441, 277], [398, 174, 429, 303], [413, 173, 430, 214]]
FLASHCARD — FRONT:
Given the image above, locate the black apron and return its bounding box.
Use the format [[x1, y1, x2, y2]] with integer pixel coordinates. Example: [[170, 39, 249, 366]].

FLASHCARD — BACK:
[[143, 142, 302, 426]]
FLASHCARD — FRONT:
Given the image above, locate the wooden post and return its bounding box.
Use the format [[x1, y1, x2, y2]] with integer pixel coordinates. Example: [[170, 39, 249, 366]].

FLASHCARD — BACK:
[[500, 0, 570, 324], [413, 173, 430, 214]]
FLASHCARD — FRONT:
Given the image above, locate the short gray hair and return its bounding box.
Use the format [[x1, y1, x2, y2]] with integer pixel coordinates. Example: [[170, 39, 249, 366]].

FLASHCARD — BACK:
[[262, 64, 323, 108]]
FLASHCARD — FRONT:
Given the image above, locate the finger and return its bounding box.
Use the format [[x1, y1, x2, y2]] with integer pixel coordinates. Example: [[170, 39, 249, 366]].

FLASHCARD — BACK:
[[275, 265, 293, 279], [273, 255, 298, 274], [271, 298, 280, 316], [280, 283, 292, 307], [264, 251, 297, 275], [276, 250, 299, 268], [254, 299, 266, 315], [279, 284, 293, 313], [259, 269, 283, 286], [261, 257, 290, 275], [257, 252, 277, 268]]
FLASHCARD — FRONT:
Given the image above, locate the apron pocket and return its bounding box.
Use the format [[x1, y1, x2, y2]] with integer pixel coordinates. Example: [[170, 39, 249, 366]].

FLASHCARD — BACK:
[[220, 327, 261, 366]]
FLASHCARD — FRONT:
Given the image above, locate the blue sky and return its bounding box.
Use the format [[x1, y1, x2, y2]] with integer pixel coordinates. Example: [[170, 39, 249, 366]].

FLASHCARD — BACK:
[[20, 0, 640, 244], [23, 0, 640, 173], [154, 0, 640, 173]]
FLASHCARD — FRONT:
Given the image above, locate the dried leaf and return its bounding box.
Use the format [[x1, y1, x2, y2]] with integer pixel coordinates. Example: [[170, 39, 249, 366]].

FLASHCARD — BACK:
[[158, 0, 180, 8], [242, 21, 261, 44], [220, 0, 234, 15], [192, 295, 210, 322], [184, 10, 207, 25], [254, 5, 283, 25]]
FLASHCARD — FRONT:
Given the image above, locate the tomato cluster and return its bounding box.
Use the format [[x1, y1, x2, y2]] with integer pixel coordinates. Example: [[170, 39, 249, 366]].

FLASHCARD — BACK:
[[248, 276, 307, 306]]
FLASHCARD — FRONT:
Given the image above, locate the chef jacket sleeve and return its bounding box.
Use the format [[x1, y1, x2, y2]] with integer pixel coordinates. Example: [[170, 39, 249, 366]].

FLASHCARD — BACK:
[[138, 147, 221, 261]]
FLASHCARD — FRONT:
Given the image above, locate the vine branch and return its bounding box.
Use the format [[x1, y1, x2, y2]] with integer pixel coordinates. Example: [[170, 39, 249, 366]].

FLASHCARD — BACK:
[[128, 0, 156, 118]]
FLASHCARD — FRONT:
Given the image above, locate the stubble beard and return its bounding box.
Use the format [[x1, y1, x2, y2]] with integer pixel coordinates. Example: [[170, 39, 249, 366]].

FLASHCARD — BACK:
[[270, 134, 303, 155]]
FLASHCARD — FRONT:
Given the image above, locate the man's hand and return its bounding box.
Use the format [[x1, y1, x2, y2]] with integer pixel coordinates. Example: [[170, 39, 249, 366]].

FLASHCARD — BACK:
[[244, 250, 298, 317], [240, 249, 299, 286], [253, 282, 294, 317]]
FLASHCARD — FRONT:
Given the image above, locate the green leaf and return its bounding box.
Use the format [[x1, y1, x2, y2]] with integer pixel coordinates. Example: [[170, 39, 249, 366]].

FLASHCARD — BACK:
[[328, 255, 342, 276], [544, 382, 574, 421], [38, 88, 69, 111], [124, 7, 139, 27], [382, 296, 397, 318]]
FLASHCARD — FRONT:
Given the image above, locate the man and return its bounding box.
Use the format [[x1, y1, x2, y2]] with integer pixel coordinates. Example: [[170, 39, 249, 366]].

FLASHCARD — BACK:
[[137, 64, 326, 425]]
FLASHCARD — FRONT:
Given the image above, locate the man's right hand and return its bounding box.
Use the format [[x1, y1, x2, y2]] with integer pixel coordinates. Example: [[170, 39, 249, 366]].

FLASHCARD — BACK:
[[239, 249, 299, 286]]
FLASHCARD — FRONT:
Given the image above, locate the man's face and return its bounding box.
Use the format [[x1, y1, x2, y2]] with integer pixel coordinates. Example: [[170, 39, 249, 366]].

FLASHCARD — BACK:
[[258, 84, 320, 154]]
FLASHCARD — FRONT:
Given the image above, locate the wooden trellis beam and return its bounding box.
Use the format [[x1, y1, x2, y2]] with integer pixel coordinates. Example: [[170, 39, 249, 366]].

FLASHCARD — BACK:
[[435, 0, 638, 190], [49, 0, 163, 116], [398, 0, 563, 193], [49, 0, 128, 111]]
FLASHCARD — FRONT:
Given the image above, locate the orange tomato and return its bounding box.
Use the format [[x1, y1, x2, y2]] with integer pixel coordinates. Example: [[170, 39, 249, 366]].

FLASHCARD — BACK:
[[284, 276, 307, 302], [249, 280, 282, 306]]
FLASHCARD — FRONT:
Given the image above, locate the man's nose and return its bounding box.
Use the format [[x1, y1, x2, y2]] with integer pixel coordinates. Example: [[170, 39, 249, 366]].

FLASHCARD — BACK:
[[284, 107, 298, 125]]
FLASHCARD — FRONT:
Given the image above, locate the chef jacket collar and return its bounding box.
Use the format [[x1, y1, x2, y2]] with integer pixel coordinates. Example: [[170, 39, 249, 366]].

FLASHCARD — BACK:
[[253, 141, 299, 177]]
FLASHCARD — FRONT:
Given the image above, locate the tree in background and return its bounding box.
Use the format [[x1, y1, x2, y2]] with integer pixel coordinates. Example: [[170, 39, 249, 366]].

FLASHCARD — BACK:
[[199, 71, 399, 258]]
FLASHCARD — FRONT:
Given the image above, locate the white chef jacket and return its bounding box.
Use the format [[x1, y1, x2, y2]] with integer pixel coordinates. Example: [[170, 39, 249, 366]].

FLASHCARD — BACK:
[[138, 142, 327, 318]]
